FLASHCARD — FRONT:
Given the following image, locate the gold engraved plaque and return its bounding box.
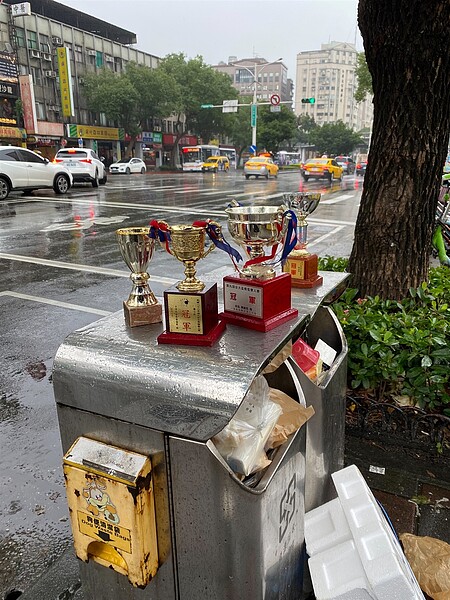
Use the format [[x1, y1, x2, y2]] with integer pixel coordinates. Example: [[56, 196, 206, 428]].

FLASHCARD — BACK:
[[167, 294, 203, 335]]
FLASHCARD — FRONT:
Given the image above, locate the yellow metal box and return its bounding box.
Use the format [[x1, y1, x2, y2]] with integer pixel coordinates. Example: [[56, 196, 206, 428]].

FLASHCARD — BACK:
[[63, 436, 158, 587]]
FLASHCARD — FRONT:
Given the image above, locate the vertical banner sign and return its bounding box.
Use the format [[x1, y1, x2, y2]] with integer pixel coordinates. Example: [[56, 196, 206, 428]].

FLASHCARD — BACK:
[[18, 74, 37, 134], [251, 104, 257, 128], [57, 47, 74, 117]]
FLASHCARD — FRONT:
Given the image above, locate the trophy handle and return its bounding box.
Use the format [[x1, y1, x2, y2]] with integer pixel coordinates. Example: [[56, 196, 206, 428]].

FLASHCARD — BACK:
[[153, 220, 172, 254], [201, 220, 222, 258]]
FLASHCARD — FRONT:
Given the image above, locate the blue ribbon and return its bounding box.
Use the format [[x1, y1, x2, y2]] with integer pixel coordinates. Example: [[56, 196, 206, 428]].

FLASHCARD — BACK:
[[280, 210, 297, 265], [206, 222, 243, 263], [149, 221, 171, 244]]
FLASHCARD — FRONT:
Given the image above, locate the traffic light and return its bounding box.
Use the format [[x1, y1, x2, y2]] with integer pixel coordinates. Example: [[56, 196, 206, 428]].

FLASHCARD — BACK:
[[301, 98, 315, 104]]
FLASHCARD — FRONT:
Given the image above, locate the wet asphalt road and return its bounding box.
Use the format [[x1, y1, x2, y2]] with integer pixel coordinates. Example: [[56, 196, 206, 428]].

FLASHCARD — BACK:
[[0, 169, 362, 597]]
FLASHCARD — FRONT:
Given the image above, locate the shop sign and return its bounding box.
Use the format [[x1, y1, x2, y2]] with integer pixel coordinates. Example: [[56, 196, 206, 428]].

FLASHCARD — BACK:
[[28, 136, 57, 146], [11, 2, 31, 17], [0, 125, 23, 139], [19, 74, 37, 133], [37, 121, 64, 136], [0, 83, 17, 97], [125, 132, 142, 142], [152, 132, 162, 144], [57, 47, 74, 117], [0, 52, 18, 83], [67, 124, 125, 141], [142, 131, 153, 143]]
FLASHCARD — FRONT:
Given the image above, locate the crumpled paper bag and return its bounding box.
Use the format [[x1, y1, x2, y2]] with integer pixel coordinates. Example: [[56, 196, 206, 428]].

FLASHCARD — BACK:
[[262, 341, 292, 374], [400, 533, 450, 600], [266, 388, 315, 449]]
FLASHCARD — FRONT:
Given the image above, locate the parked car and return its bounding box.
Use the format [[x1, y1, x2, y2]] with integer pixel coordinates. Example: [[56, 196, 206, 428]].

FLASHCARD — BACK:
[[244, 156, 278, 179], [109, 157, 147, 175], [335, 155, 356, 174], [356, 161, 368, 176], [202, 156, 230, 172], [301, 158, 343, 182], [54, 148, 107, 187], [0, 146, 72, 201]]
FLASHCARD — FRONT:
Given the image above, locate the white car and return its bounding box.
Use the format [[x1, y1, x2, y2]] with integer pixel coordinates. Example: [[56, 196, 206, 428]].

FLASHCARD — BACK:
[[54, 148, 107, 187], [0, 146, 72, 201], [109, 157, 147, 175]]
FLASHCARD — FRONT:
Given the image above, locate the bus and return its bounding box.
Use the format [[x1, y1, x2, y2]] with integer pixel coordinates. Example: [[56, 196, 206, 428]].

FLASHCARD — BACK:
[[219, 147, 237, 169], [275, 151, 302, 166], [181, 145, 220, 172]]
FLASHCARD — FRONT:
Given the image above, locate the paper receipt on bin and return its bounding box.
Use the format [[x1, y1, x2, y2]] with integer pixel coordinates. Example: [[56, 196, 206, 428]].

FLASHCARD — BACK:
[[314, 339, 337, 368]]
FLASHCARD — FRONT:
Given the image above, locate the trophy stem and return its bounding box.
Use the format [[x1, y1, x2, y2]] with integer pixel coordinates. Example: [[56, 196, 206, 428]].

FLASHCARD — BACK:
[[127, 272, 158, 307], [295, 219, 310, 255], [248, 243, 265, 260], [177, 260, 205, 292]]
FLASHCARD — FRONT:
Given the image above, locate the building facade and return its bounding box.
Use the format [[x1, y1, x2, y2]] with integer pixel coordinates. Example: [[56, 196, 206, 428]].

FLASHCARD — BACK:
[[294, 41, 373, 132], [213, 57, 293, 105], [0, 0, 187, 166]]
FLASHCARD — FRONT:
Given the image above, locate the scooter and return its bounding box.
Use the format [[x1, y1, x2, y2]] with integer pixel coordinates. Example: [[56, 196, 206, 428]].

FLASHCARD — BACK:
[[432, 173, 450, 266]]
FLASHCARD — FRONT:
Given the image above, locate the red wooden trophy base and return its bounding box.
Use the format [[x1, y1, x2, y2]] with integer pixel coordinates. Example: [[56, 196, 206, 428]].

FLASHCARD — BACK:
[[157, 283, 225, 347], [283, 252, 323, 288], [221, 272, 298, 332]]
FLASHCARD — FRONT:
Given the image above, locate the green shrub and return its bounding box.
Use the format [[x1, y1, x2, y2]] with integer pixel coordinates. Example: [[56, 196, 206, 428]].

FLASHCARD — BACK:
[[331, 266, 450, 414], [319, 255, 349, 272]]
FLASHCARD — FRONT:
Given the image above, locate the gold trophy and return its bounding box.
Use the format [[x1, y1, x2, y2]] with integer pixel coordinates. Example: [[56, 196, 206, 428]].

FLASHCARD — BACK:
[[154, 221, 226, 346], [282, 192, 323, 288], [116, 227, 162, 327], [221, 203, 298, 332]]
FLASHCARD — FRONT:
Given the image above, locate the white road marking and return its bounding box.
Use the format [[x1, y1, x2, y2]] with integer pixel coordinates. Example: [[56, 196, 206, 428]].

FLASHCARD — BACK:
[[0, 290, 112, 316], [321, 194, 353, 204], [0, 252, 177, 285], [308, 226, 345, 248]]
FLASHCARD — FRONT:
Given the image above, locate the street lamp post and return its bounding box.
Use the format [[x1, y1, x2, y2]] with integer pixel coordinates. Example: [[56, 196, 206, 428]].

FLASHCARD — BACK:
[[230, 58, 283, 153]]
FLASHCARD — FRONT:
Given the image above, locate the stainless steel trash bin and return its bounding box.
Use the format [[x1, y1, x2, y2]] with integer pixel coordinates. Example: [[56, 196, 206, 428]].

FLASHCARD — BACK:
[[53, 272, 349, 600]]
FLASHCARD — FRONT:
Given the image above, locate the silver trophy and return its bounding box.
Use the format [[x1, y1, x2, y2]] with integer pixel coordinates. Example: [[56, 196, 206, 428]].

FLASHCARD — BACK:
[[225, 202, 291, 280], [282, 192, 321, 253], [116, 226, 162, 326]]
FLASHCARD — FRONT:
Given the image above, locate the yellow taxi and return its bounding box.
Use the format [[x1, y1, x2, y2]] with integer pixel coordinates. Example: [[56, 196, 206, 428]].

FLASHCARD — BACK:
[[202, 156, 230, 172], [244, 156, 279, 180], [301, 158, 344, 182]]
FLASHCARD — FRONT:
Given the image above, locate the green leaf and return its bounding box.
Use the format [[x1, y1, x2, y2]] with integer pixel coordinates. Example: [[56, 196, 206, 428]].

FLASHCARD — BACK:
[[421, 356, 433, 368]]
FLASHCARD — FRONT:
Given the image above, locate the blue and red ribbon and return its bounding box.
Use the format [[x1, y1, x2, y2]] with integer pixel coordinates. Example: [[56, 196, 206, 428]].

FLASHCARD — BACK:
[[149, 220, 171, 254], [194, 220, 243, 267]]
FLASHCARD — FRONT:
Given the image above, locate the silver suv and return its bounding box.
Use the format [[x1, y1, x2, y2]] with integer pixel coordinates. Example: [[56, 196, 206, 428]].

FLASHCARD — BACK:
[[54, 148, 107, 187]]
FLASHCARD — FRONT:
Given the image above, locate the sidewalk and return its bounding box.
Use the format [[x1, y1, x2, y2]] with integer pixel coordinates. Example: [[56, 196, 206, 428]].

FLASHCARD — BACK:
[[18, 432, 450, 600]]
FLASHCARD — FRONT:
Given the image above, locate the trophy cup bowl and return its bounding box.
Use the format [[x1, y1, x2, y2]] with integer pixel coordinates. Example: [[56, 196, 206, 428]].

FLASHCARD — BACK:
[[165, 223, 216, 292], [225, 204, 287, 280], [283, 192, 321, 218], [116, 226, 162, 326]]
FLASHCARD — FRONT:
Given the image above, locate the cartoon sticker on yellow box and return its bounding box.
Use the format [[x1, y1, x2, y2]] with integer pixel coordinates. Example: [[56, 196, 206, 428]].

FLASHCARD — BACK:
[[83, 480, 120, 524]]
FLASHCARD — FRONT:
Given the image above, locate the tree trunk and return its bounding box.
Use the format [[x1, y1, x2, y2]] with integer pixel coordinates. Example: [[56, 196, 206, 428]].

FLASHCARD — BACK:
[[349, 0, 450, 299], [125, 137, 136, 158]]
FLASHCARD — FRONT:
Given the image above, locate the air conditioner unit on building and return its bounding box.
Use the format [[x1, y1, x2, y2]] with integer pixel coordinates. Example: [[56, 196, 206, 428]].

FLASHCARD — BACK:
[[78, 76, 85, 85], [48, 105, 59, 111], [30, 49, 41, 59], [52, 36, 62, 45], [87, 49, 96, 56], [153, 126, 162, 132], [45, 70, 57, 78], [42, 53, 52, 62], [105, 55, 114, 63]]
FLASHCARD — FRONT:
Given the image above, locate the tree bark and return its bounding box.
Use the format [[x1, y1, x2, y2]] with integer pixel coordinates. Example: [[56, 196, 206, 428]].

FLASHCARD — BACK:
[[349, 0, 450, 299]]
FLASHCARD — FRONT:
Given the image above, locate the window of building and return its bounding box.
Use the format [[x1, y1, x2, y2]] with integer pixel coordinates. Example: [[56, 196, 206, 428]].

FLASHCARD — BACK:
[[31, 66, 42, 86], [27, 30, 38, 50], [35, 102, 45, 119], [96, 51, 103, 68], [40, 34, 50, 53], [14, 27, 26, 48], [100, 113, 107, 126], [114, 57, 121, 72], [74, 45, 83, 63]]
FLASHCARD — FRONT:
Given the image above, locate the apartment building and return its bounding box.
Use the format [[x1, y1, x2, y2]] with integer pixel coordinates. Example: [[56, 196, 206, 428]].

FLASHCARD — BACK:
[[0, 0, 186, 165], [213, 57, 293, 105], [294, 41, 373, 132]]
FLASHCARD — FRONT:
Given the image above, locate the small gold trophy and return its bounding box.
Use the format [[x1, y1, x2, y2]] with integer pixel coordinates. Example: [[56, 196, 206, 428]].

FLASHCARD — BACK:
[[154, 221, 226, 346], [282, 192, 323, 288], [116, 226, 162, 327]]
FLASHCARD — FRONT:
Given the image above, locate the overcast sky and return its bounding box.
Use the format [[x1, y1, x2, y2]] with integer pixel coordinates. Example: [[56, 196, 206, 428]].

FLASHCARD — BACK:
[[57, 0, 362, 80]]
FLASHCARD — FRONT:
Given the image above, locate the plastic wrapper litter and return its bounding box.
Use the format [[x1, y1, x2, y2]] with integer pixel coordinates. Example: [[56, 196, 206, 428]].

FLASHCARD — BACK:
[[212, 376, 282, 476], [266, 388, 315, 449], [400, 533, 450, 600]]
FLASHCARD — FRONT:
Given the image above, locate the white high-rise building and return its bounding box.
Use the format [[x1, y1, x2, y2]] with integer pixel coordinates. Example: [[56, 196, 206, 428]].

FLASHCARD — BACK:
[[294, 41, 373, 131]]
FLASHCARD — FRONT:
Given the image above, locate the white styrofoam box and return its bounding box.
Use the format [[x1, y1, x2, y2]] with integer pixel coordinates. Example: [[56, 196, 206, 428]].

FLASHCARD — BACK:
[[305, 464, 425, 600]]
